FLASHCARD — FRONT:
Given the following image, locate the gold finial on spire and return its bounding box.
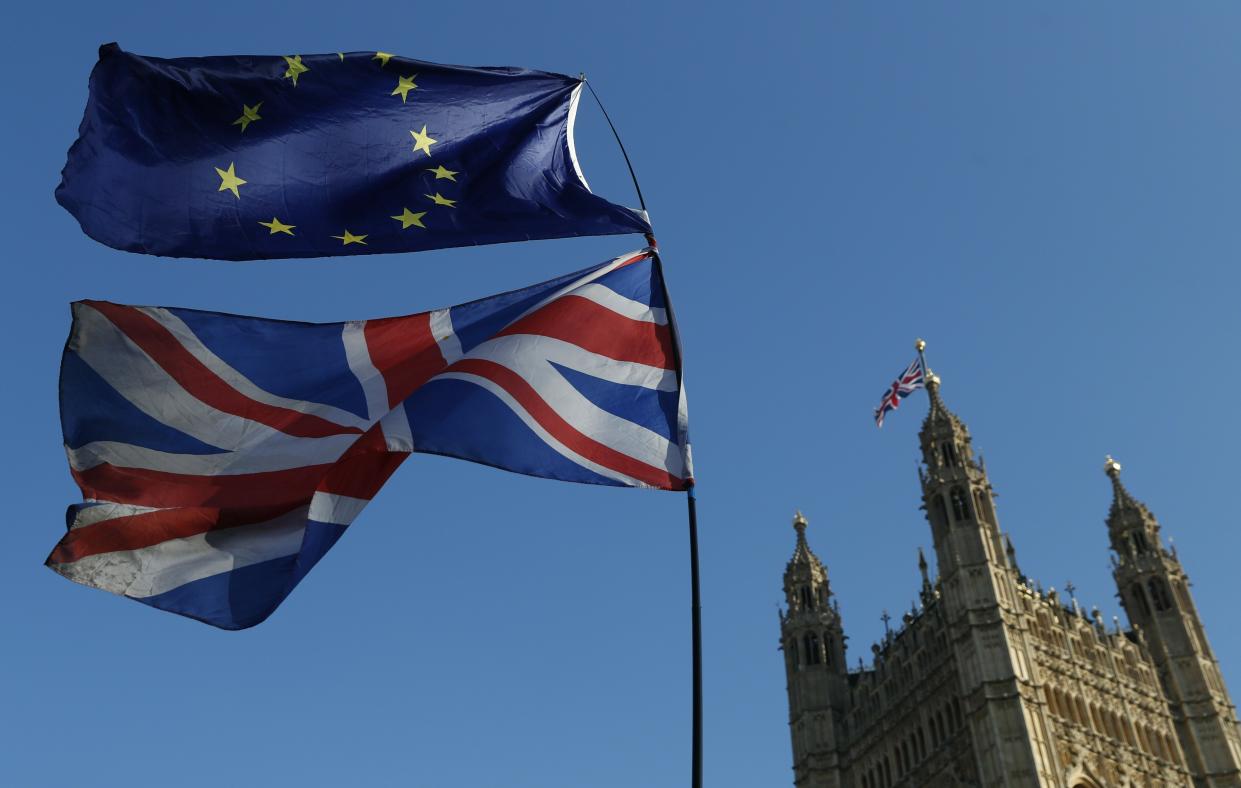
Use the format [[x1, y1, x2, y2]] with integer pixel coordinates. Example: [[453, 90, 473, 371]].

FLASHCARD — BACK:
[[793, 510, 808, 532], [915, 338, 926, 353], [1104, 455, 1122, 478]]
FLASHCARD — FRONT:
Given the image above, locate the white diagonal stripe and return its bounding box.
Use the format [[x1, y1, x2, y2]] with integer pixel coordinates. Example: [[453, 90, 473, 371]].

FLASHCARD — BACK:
[[49, 506, 310, 599], [69, 502, 161, 530], [571, 283, 667, 325], [432, 371, 647, 488], [71, 304, 358, 471], [441, 334, 685, 479], [138, 307, 371, 431], [308, 492, 371, 526]]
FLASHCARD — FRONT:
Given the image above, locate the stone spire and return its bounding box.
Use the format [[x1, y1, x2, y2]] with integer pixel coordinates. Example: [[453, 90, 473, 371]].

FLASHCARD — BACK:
[[778, 511, 848, 787], [918, 547, 934, 605], [1104, 455, 1161, 559], [788, 510, 818, 572], [1105, 458, 1241, 782]]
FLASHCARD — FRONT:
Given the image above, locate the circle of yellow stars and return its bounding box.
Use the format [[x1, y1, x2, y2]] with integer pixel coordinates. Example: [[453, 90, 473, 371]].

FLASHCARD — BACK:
[[214, 51, 464, 248]]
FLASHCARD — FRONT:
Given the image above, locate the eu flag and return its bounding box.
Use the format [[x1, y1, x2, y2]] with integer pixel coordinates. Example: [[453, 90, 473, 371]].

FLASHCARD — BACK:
[[55, 44, 652, 261]]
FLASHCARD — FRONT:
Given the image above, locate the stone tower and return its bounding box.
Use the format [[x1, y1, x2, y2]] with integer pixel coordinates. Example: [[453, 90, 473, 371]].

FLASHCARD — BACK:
[[917, 372, 1053, 786], [781, 511, 848, 788], [1106, 457, 1241, 787], [778, 358, 1237, 786]]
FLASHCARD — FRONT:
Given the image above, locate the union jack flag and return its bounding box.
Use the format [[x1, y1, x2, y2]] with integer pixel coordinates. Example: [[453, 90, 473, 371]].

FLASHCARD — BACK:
[[48, 249, 691, 629], [874, 357, 925, 428]]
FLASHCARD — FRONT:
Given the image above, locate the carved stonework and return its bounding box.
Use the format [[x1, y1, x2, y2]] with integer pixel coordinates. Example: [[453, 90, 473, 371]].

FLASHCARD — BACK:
[[779, 378, 1241, 787]]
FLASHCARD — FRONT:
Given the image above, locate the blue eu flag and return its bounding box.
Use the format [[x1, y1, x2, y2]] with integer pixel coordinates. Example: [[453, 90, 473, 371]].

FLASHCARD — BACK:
[[56, 44, 651, 261]]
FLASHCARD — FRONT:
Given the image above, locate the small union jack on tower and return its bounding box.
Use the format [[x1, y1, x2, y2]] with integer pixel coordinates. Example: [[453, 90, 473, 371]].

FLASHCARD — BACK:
[[873, 340, 928, 428]]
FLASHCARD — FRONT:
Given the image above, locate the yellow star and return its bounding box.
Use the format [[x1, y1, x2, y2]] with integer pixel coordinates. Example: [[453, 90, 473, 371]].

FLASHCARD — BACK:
[[409, 125, 438, 157], [331, 230, 368, 245], [392, 74, 418, 103], [425, 192, 456, 207], [214, 162, 247, 198], [391, 207, 427, 229], [258, 217, 295, 235], [427, 165, 458, 181], [373, 52, 393, 67], [232, 102, 263, 133], [283, 55, 309, 86]]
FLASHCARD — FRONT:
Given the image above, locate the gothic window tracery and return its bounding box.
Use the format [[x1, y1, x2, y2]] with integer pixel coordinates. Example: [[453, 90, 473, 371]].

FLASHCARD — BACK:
[[950, 487, 970, 521], [805, 632, 821, 665], [1148, 579, 1172, 612], [940, 442, 958, 467], [799, 585, 813, 610], [1131, 530, 1149, 554]]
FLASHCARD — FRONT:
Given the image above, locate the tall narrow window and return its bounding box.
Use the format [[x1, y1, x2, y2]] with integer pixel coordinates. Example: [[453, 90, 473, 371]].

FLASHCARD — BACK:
[[823, 634, 834, 667], [1131, 583, 1151, 617], [788, 639, 799, 668], [950, 487, 971, 521], [932, 495, 949, 532], [1132, 530, 1149, 554], [799, 586, 813, 610], [1149, 579, 1172, 612], [805, 633, 821, 665], [940, 442, 958, 467]]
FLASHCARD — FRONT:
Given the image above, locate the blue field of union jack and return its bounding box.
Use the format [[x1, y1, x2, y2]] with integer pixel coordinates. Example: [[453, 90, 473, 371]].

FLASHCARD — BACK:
[[48, 248, 692, 629]]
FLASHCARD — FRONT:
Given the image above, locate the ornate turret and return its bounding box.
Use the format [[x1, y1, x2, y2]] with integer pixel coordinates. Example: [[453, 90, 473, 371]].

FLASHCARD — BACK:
[[914, 358, 1049, 785], [917, 372, 1006, 580], [1106, 458, 1241, 786], [780, 512, 847, 788]]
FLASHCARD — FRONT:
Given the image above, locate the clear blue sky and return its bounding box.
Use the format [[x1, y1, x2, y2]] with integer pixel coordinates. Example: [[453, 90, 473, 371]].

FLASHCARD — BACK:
[[4, 3, 1241, 786]]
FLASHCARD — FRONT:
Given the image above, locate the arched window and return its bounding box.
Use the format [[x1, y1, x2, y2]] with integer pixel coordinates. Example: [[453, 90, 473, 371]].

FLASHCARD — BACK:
[[940, 442, 958, 467], [805, 632, 821, 665], [1132, 530, 1149, 554], [1148, 579, 1172, 612], [799, 585, 813, 610], [973, 489, 987, 522], [950, 487, 971, 521], [1131, 583, 1151, 617], [823, 633, 834, 667]]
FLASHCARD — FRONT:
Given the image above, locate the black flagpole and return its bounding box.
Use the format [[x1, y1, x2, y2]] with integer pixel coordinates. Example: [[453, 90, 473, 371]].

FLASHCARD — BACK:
[[687, 484, 703, 788], [584, 80, 699, 787]]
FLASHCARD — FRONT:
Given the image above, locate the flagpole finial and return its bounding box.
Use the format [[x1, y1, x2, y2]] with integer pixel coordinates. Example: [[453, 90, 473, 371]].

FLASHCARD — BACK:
[[1104, 455, 1122, 478], [793, 510, 808, 533], [915, 338, 926, 353]]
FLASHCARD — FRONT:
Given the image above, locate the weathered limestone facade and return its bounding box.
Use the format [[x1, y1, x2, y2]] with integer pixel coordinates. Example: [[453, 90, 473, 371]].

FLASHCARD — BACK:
[[779, 374, 1241, 787]]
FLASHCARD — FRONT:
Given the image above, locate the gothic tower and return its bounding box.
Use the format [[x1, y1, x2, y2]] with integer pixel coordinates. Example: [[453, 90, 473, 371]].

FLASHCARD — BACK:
[[1106, 457, 1241, 787], [780, 512, 848, 788], [917, 372, 1056, 785]]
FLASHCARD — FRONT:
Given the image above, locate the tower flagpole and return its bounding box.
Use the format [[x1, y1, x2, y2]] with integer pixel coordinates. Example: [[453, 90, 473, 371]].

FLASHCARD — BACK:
[[916, 338, 929, 383]]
